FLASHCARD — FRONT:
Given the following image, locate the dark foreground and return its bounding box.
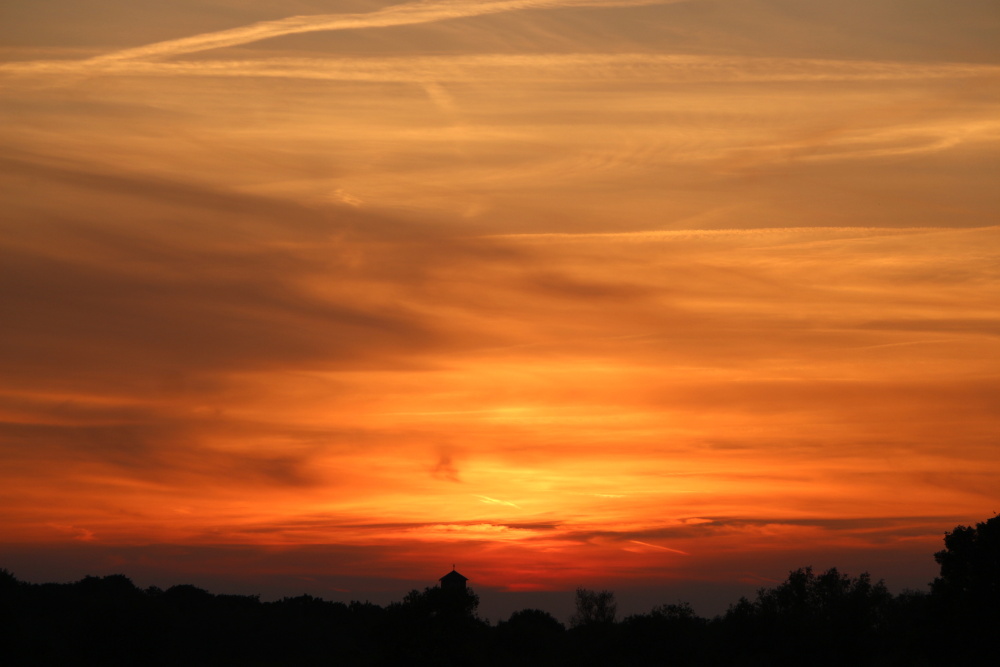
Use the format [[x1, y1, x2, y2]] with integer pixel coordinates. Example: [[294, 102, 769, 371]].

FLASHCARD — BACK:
[[2, 515, 997, 666]]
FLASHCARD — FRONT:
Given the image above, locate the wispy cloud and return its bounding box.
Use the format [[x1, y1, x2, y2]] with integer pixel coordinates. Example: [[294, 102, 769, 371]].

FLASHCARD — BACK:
[[84, 0, 673, 64], [477, 495, 522, 509], [481, 226, 980, 241], [629, 540, 690, 554], [8, 53, 1000, 82]]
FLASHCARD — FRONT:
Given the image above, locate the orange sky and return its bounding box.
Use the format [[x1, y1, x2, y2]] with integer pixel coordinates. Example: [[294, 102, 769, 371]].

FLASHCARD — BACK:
[[1, 0, 999, 617]]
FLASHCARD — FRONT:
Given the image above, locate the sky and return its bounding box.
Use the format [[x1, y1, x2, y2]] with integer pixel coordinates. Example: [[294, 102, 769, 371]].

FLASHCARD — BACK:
[[1, 0, 999, 620]]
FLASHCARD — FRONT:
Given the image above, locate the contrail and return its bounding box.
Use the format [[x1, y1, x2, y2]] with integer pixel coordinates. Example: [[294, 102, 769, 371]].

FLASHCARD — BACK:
[[476, 495, 522, 509], [629, 540, 689, 555], [87, 0, 674, 64], [482, 226, 973, 241], [18, 53, 998, 81]]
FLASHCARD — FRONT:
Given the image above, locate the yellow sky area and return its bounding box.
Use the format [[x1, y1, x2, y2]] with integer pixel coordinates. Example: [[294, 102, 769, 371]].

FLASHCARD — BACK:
[[1, 0, 999, 597], [3, 223, 997, 589]]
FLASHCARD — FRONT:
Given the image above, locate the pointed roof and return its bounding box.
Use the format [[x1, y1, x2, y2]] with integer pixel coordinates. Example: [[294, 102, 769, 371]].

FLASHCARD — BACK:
[[439, 568, 468, 585]]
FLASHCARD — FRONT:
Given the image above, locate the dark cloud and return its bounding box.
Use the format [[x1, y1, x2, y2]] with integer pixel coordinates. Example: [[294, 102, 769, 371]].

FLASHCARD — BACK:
[[0, 420, 320, 488], [520, 270, 655, 301], [0, 153, 516, 399], [0, 152, 339, 228], [430, 451, 461, 482], [549, 514, 967, 547]]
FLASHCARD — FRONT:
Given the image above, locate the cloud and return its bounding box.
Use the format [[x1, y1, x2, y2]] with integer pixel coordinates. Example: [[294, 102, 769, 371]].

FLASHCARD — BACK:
[[0, 153, 517, 390], [82, 0, 674, 64], [431, 452, 462, 482], [0, 418, 328, 493], [482, 226, 962, 241], [8, 52, 1000, 83], [477, 495, 522, 509], [47, 524, 98, 542], [628, 540, 690, 554]]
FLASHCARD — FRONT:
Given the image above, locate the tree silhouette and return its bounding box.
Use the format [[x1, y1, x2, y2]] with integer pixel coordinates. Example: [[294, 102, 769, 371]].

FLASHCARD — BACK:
[[570, 588, 616, 627], [397, 584, 481, 622], [648, 601, 699, 622], [384, 584, 487, 666], [502, 608, 565, 635], [495, 608, 565, 664], [929, 513, 1000, 664], [722, 567, 892, 666], [3, 514, 1000, 666], [621, 601, 707, 666], [932, 513, 1000, 613]]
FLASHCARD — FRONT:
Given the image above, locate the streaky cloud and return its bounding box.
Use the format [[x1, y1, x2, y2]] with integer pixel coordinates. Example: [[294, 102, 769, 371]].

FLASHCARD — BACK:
[[481, 226, 990, 241], [7, 53, 1000, 82], [86, 0, 676, 64], [629, 540, 690, 554]]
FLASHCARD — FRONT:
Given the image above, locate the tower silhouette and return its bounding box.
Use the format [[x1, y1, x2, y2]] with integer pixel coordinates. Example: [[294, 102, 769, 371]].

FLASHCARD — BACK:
[[439, 567, 468, 591]]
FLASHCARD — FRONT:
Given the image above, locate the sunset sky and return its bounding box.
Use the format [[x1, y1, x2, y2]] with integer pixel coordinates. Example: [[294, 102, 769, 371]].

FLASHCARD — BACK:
[[2, 0, 999, 619]]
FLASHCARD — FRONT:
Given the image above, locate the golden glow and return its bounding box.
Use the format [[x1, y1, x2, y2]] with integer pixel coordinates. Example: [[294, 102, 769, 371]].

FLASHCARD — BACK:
[[1, 0, 999, 598]]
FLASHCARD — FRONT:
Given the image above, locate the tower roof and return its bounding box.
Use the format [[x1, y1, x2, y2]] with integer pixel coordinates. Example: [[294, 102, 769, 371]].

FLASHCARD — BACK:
[[439, 568, 468, 585]]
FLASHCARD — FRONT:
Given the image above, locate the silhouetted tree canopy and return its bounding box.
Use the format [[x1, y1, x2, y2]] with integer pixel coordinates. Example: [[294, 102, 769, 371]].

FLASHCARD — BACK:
[[933, 513, 1000, 613], [495, 608, 565, 664], [721, 566, 894, 666], [502, 607, 565, 634], [2, 513, 999, 666], [570, 587, 617, 627], [396, 583, 481, 621], [926, 513, 1000, 665]]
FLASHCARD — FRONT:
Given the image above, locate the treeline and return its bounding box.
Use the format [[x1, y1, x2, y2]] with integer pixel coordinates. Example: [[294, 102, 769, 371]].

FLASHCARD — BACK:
[[2, 514, 996, 666]]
